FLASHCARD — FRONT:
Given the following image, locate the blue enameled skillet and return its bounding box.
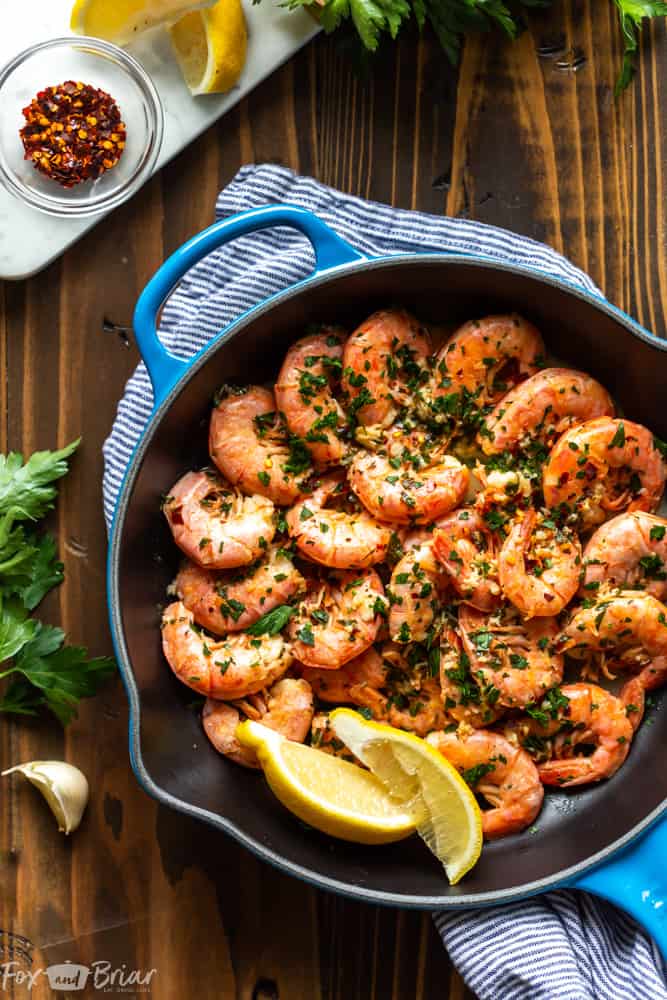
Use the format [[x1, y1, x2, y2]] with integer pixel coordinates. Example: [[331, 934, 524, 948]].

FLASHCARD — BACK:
[[107, 205, 667, 955]]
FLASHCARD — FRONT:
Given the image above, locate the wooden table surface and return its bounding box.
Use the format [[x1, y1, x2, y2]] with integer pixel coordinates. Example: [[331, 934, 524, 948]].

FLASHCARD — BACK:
[[2, 3, 666, 997]]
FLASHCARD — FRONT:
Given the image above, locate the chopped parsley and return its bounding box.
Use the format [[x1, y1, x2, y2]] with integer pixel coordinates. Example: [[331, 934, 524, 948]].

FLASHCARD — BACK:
[[296, 623, 315, 646], [484, 509, 508, 532], [608, 422, 626, 448], [245, 604, 295, 636], [461, 762, 495, 787], [283, 436, 312, 477], [639, 554, 666, 580]]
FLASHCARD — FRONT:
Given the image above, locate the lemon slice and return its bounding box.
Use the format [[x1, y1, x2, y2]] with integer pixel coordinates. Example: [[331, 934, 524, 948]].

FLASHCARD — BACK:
[[329, 709, 483, 884], [236, 720, 417, 845], [70, 0, 216, 46], [170, 0, 247, 96]]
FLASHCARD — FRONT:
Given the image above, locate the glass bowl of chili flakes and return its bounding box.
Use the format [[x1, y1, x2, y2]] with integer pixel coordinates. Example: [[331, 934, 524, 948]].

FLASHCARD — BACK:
[[0, 36, 163, 217]]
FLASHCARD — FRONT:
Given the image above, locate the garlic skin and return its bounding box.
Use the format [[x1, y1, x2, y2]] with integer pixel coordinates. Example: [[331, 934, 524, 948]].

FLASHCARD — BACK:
[[2, 761, 89, 834]]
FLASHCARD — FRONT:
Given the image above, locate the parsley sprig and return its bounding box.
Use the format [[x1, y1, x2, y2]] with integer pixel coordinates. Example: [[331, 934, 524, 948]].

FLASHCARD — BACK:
[[278, 0, 665, 93], [614, 1, 667, 94], [245, 604, 296, 636], [0, 441, 115, 724]]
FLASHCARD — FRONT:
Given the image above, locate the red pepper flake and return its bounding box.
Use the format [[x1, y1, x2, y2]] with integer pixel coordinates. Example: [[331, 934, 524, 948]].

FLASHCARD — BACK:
[[19, 80, 126, 188]]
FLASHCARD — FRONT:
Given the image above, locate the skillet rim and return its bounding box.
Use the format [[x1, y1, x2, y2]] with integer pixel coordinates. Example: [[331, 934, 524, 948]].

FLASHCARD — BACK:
[[108, 252, 667, 908]]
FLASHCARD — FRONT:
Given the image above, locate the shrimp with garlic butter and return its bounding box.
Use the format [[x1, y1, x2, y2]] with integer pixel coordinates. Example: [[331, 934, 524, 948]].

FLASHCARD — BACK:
[[163, 469, 275, 570], [174, 547, 304, 634], [202, 678, 314, 768], [288, 569, 385, 669], [209, 386, 305, 506], [275, 328, 349, 467], [161, 601, 292, 699]]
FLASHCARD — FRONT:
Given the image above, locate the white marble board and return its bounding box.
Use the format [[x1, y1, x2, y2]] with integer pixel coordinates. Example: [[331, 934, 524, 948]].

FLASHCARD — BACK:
[[0, 4, 319, 280]]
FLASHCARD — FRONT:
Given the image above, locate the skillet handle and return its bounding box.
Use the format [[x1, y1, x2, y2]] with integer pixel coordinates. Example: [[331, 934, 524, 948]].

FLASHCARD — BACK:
[[570, 816, 667, 960], [133, 204, 364, 406]]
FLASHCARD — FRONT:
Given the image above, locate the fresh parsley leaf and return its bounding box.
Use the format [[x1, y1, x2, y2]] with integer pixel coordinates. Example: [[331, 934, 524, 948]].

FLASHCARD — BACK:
[[0, 532, 64, 610], [639, 553, 666, 579], [279, 0, 664, 94], [245, 604, 296, 636], [0, 623, 115, 725], [608, 421, 626, 448], [283, 437, 312, 477], [613, 1, 667, 94], [461, 761, 496, 787], [0, 441, 114, 724], [483, 509, 508, 531], [0, 676, 44, 716], [0, 600, 38, 662], [0, 440, 79, 522], [297, 623, 316, 646]]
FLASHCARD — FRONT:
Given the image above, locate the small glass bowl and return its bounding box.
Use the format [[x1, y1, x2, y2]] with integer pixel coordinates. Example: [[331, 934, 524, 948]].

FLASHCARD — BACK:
[[0, 36, 164, 218]]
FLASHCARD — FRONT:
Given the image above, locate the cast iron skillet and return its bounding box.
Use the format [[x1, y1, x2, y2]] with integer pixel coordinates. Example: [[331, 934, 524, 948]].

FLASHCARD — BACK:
[[107, 205, 667, 954]]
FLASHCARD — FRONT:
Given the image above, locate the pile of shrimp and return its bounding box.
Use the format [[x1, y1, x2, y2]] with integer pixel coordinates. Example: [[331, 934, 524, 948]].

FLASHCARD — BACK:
[[160, 309, 667, 842]]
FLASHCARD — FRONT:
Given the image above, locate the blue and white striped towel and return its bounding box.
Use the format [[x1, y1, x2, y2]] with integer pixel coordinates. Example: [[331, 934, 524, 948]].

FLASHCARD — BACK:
[[103, 164, 666, 1000]]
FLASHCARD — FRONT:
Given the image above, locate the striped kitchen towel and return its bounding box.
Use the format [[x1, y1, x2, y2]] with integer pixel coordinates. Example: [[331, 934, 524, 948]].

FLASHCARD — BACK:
[[102, 164, 666, 1000]]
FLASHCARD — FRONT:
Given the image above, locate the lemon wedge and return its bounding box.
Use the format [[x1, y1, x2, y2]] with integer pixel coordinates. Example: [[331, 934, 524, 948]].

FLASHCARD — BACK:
[[70, 0, 216, 46], [236, 720, 417, 844], [170, 0, 247, 96], [329, 709, 483, 884]]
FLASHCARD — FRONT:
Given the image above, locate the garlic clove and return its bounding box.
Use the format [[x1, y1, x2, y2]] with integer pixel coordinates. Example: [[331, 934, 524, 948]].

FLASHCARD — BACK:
[[2, 761, 89, 834]]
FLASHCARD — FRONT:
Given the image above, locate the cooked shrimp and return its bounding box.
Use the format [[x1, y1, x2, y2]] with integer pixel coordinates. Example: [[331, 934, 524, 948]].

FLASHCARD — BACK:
[[209, 386, 305, 506], [286, 472, 391, 569], [580, 511, 667, 601], [480, 368, 614, 455], [274, 328, 348, 466], [543, 417, 667, 530], [342, 308, 431, 429], [459, 603, 563, 709], [174, 547, 304, 635], [507, 683, 633, 787], [202, 678, 314, 768], [161, 601, 292, 698], [498, 509, 582, 617], [537, 685, 633, 786], [301, 647, 388, 717], [426, 729, 544, 839], [386, 676, 448, 737], [619, 676, 645, 732], [288, 569, 385, 669], [439, 627, 505, 729], [349, 431, 469, 525], [203, 701, 259, 768], [369, 641, 449, 737], [163, 469, 275, 569], [423, 314, 544, 423], [388, 535, 448, 643], [560, 591, 667, 692], [433, 508, 501, 612]]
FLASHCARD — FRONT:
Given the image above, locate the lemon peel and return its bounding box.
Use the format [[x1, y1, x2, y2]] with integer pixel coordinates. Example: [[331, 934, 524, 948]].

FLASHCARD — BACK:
[[236, 719, 416, 844], [329, 709, 483, 884], [170, 0, 248, 96]]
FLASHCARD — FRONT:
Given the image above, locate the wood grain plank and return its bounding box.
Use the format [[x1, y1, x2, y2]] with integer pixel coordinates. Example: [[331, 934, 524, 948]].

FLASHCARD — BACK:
[[162, 129, 222, 256], [3, 8, 667, 999]]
